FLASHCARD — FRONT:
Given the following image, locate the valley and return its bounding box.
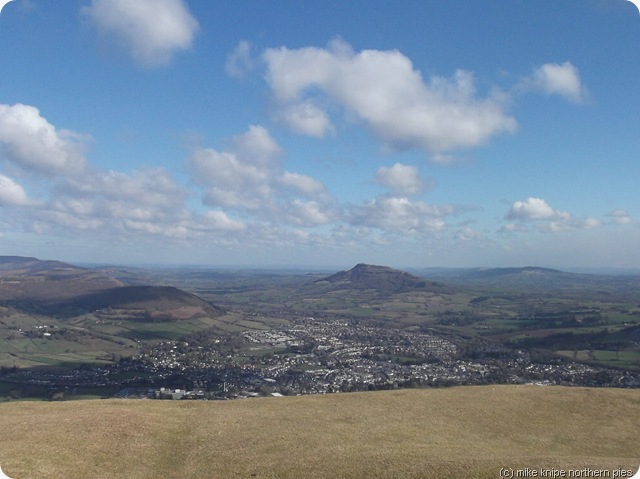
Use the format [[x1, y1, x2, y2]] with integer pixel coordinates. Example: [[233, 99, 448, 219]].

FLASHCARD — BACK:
[[0, 257, 638, 400]]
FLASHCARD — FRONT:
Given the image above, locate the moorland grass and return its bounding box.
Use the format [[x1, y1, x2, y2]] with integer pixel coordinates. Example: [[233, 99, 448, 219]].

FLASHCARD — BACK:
[[0, 385, 638, 479]]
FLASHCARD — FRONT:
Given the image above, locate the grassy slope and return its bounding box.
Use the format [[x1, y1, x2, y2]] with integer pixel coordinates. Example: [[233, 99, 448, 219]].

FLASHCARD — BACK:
[[0, 386, 638, 479]]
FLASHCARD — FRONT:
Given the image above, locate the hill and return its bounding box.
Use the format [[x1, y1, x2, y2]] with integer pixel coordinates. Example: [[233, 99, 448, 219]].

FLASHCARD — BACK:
[[415, 266, 640, 293], [0, 256, 85, 275], [0, 385, 637, 479], [313, 263, 454, 295], [0, 256, 223, 319], [49, 285, 224, 320], [0, 257, 231, 368], [0, 255, 124, 302]]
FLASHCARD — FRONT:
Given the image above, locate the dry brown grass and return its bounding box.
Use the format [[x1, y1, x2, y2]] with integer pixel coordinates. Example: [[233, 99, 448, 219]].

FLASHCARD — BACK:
[[0, 385, 638, 479]]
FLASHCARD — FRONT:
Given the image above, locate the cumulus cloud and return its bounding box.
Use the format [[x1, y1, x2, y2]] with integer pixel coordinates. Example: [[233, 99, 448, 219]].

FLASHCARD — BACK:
[[280, 171, 326, 196], [522, 62, 587, 103], [261, 38, 517, 159], [541, 217, 601, 232], [0, 173, 31, 205], [203, 210, 246, 231], [349, 195, 455, 234], [499, 222, 529, 234], [83, 0, 199, 67], [40, 167, 188, 236], [189, 125, 281, 210], [455, 227, 483, 242], [283, 200, 333, 226], [27, 164, 249, 242], [226, 41, 256, 79], [63, 168, 186, 208], [274, 101, 333, 138], [505, 197, 601, 232], [188, 125, 333, 226], [607, 209, 633, 225], [0, 103, 87, 176], [374, 163, 425, 196], [506, 197, 568, 221]]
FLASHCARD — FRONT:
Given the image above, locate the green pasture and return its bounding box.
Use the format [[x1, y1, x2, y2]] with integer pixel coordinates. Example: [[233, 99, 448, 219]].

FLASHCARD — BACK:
[[556, 349, 640, 369]]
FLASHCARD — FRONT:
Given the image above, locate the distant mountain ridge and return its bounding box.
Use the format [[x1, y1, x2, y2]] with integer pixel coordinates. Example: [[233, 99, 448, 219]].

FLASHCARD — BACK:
[[0, 256, 124, 302], [465, 266, 561, 277], [0, 256, 223, 320], [413, 265, 640, 292], [314, 263, 453, 295], [0, 256, 88, 276]]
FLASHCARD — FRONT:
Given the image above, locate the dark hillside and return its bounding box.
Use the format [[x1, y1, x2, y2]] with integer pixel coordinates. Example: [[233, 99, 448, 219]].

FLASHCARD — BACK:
[[22, 285, 224, 320]]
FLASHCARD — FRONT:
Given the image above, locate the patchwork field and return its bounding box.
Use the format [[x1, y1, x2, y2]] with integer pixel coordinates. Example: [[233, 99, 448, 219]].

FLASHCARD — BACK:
[[0, 385, 638, 479]]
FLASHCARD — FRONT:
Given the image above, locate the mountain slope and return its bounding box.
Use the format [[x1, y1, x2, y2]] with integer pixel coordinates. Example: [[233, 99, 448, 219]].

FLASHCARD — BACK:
[[0, 256, 223, 320], [50, 285, 224, 320], [0, 256, 124, 302]]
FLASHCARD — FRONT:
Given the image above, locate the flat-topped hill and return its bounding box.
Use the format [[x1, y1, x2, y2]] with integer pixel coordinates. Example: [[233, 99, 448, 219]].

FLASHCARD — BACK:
[[0, 385, 637, 479]]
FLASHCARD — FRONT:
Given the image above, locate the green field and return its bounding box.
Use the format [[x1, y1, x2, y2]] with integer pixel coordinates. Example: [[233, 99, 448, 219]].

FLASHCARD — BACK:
[[0, 310, 265, 368], [0, 385, 638, 479]]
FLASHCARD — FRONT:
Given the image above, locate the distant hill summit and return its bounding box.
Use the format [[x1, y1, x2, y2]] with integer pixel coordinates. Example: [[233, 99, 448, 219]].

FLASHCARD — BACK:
[[0, 256, 87, 277], [0, 255, 124, 302], [465, 266, 562, 278], [314, 263, 452, 295]]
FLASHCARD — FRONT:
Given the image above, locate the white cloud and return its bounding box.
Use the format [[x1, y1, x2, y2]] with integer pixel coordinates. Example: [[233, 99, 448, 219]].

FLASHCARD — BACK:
[[541, 217, 601, 232], [349, 195, 455, 234], [188, 125, 333, 226], [226, 41, 256, 79], [374, 163, 425, 196], [499, 223, 529, 234], [189, 126, 281, 210], [274, 100, 333, 138], [506, 197, 567, 221], [284, 200, 334, 226], [607, 209, 633, 225], [279, 171, 326, 196], [455, 227, 483, 242], [0, 103, 87, 176], [64, 168, 186, 208], [84, 0, 199, 67], [505, 197, 601, 232], [32, 163, 250, 241], [0, 173, 31, 205], [230, 125, 282, 167], [262, 38, 517, 158], [524, 62, 587, 103], [203, 210, 246, 231], [31, 167, 192, 240]]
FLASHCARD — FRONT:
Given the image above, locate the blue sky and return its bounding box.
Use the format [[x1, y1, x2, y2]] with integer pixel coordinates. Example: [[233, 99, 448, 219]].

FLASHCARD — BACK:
[[0, 0, 639, 269]]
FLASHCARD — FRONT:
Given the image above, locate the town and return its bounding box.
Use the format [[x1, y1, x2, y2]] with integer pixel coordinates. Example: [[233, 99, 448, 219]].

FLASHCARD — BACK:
[[2, 315, 637, 400]]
